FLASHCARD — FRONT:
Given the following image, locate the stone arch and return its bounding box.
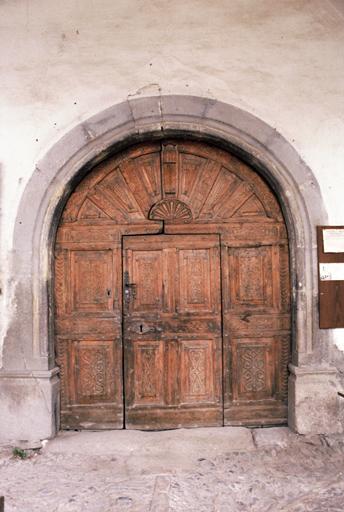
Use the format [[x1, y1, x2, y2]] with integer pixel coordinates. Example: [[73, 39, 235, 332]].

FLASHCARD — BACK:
[[2, 95, 340, 442]]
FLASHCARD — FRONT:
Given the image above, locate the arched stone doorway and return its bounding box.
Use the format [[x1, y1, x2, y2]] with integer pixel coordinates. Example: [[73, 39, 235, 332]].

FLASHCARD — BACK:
[[55, 139, 291, 430], [2, 95, 340, 443]]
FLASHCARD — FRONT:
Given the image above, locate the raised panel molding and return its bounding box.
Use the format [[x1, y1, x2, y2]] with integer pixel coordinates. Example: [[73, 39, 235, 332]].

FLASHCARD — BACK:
[[180, 340, 216, 403], [76, 344, 109, 400], [58, 339, 116, 406], [178, 249, 212, 312], [133, 341, 164, 405], [228, 246, 274, 309], [233, 339, 274, 400], [131, 250, 163, 311], [69, 250, 113, 314]]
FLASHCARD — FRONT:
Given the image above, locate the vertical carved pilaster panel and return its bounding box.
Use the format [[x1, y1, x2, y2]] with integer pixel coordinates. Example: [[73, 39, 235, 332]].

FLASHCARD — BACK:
[[54, 250, 66, 316], [280, 335, 290, 400], [279, 245, 291, 312], [56, 339, 68, 408]]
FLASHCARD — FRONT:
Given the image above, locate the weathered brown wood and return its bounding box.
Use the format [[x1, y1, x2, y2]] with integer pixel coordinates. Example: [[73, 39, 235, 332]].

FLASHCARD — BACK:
[[54, 140, 291, 430], [221, 241, 290, 425], [123, 234, 223, 429], [55, 143, 162, 429], [55, 242, 124, 429]]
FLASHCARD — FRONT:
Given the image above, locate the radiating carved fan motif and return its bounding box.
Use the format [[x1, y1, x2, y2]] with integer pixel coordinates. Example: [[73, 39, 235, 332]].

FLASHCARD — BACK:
[[149, 199, 193, 223], [61, 146, 162, 223]]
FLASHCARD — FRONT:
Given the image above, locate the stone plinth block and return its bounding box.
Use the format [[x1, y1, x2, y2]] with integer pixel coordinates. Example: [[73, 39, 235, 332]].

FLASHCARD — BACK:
[[288, 365, 343, 435], [0, 369, 59, 444]]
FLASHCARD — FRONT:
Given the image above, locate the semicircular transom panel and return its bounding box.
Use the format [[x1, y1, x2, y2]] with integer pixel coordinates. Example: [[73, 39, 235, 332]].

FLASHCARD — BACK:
[[60, 140, 283, 226]]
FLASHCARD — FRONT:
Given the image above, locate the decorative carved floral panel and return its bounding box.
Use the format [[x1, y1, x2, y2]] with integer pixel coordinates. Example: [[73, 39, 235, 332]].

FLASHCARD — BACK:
[[235, 341, 273, 399], [180, 340, 216, 403], [133, 342, 164, 405]]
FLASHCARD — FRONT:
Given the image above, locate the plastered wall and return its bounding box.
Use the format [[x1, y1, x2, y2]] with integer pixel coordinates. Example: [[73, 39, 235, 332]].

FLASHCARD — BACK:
[[1, 0, 344, 363]]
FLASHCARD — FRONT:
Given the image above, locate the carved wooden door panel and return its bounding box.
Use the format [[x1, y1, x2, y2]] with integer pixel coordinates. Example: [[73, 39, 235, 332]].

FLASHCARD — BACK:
[[55, 242, 123, 429], [123, 234, 223, 429], [221, 235, 290, 425]]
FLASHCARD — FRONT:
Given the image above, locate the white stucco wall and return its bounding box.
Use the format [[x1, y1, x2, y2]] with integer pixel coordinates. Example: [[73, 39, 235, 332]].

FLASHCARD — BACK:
[[1, 0, 344, 355]]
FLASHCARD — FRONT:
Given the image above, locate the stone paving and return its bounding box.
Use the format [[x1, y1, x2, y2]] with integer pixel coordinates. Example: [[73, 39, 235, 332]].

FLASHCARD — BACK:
[[1, 427, 344, 511]]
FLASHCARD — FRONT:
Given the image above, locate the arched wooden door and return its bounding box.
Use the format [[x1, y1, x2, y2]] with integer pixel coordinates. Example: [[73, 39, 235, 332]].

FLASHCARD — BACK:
[[55, 140, 290, 430]]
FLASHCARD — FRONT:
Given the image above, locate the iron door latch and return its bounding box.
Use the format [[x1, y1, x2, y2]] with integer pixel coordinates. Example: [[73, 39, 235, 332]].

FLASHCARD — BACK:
[[124, 271, 137, 304]]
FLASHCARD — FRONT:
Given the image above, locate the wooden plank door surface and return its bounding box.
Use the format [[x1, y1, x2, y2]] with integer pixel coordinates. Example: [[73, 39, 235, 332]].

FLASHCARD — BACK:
[[55, 241, 123, 429], [123, 234, 223, 429], [222, 237, 290, 425]]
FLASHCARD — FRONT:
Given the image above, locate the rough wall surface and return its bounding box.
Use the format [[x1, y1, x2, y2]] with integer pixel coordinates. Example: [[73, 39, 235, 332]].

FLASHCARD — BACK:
[[1, 0, 343, 351], [1, 0, 344, 440]]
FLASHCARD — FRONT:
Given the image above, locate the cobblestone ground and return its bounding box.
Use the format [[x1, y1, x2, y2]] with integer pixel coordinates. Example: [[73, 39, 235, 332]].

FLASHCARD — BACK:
[[1, 428, 344, 511]]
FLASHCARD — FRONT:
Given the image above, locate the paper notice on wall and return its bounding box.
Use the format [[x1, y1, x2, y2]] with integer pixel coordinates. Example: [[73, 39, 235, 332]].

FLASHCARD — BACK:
[[319, 263, 344, 281], [323, 229, 344, 253]]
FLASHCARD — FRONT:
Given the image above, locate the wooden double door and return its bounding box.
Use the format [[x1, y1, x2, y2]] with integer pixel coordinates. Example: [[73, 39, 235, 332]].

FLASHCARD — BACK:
[[55, 140, 290, 430]]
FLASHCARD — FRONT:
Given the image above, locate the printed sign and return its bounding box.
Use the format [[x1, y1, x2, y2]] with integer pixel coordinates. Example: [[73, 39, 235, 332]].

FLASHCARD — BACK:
[[319, 262, 344, 281], [323, 229, 344, 253]]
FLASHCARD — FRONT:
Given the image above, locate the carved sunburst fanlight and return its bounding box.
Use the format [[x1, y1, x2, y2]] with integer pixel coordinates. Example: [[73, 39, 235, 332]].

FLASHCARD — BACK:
[[149, 199, 193, 223]]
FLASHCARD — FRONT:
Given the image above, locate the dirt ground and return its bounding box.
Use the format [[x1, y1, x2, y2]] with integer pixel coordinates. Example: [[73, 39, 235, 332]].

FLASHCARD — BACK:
[[1, 427, 344, 511]]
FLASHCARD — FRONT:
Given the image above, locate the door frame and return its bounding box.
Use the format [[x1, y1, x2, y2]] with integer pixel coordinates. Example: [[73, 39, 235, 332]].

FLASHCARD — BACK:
[[4, 95, 339, 444]]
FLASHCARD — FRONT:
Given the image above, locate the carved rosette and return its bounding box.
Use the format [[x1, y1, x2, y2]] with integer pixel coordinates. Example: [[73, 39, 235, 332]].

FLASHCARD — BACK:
[[149, 199, 193, 223]]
